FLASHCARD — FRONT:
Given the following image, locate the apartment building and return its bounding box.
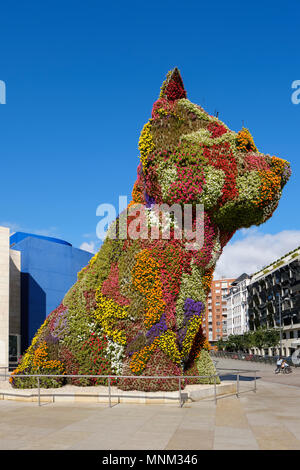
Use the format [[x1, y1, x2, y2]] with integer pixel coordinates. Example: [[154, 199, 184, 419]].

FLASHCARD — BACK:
[[202, 278, 235, 343], [226, 273, 251, 336], [248, 245, 300, 356]]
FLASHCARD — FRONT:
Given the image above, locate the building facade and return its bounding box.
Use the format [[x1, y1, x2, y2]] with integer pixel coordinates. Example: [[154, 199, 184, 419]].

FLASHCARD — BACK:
[[0, 227, 21, 368], [0, 227, 93, 366], [10, 231, 93, 353], [226, 273, 251, 337], [202, 278, 235, 343], [248, 246, 300, 356]]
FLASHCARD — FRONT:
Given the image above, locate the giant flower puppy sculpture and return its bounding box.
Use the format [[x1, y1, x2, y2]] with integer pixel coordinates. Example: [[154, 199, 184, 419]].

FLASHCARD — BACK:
[[12, 68, 291, 391]]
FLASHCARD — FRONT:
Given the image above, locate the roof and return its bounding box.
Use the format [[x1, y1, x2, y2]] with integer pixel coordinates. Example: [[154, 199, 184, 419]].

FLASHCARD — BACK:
[[231, 273, 250, 285], [9, 231, 72, 248]]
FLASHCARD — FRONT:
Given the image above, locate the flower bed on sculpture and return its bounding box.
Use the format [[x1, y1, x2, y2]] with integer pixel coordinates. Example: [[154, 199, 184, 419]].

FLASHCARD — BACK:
[[11, 68, 290, 391]]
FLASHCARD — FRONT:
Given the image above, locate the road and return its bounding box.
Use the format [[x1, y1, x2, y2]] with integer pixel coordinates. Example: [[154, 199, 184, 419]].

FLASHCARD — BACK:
[[214, 357, 300, 388]]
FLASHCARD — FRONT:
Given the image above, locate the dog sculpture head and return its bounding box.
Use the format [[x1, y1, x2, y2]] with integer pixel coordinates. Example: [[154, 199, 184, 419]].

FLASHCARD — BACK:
[[132, 67, 291, 241]]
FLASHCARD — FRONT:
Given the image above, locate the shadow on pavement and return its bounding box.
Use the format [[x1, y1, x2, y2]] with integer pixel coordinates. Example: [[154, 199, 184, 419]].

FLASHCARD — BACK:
[[219, 374, 262, 382]]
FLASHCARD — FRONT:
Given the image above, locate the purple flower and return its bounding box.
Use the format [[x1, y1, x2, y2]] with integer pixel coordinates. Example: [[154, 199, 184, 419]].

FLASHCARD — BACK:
[[146, 314, 168, 343], [282, 165, 291, 185], [178, 298, 204, 349], [183, 298, 204, 324], [144, 191, 156, 208], [45, 333, 59, 345]]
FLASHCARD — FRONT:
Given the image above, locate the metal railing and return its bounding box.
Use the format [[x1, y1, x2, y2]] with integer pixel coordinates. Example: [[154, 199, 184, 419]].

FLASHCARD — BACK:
[[0, 368, 258, 407], [0, 367, 10, 381], [216, 367, 258, 397], [211, 350, 296, 366], [0, 363, 18, 377]]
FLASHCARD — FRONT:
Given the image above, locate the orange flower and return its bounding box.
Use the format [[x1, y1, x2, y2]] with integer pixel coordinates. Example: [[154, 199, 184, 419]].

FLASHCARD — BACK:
[[132, 249, 166, 328]]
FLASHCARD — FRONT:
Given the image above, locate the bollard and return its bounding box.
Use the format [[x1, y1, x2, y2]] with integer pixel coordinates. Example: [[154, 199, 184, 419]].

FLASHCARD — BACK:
[[236, 373, 240, 398], [214, 375, 217, 405], [37, 377, 41, 407], [179, 378, 182, 407], [108, 377, 111, 408], [254, 370, 257, 393]]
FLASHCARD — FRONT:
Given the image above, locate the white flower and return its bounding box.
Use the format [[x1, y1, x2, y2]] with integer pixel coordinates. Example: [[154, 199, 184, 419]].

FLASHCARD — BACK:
[[105, 339, 125, 374]]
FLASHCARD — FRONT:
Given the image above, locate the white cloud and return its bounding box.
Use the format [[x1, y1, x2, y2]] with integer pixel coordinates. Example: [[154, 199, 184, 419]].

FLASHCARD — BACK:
[[80, 241, 97, 254], [215, 229, 300, 279], [0, 221, 58, 237]]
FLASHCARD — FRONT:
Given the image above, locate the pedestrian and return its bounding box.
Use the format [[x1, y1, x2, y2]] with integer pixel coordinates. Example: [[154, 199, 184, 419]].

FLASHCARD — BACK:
[[275, 356, 283, 373]]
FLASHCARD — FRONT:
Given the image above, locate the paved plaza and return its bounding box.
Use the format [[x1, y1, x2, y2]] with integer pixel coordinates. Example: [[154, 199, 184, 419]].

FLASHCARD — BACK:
[[1, 359, 300, 450], [216, 357, 300, 388]]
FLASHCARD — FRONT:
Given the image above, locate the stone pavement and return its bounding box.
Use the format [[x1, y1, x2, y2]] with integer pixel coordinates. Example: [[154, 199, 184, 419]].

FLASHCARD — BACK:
[[1, 378, 300, 450]]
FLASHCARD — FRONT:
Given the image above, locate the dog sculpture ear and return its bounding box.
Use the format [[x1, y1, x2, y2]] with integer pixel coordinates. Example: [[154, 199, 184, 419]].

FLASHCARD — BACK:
[[160, 67, 187, 101]]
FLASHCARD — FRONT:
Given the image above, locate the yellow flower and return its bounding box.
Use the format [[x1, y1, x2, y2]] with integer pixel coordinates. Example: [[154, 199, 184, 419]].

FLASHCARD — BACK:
[[138, 121, 155, 170], [94, 289, 128, 345]]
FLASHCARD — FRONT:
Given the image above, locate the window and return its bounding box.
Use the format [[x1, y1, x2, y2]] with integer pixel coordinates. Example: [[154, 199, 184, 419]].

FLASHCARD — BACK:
[[9, 335, 21, 362]]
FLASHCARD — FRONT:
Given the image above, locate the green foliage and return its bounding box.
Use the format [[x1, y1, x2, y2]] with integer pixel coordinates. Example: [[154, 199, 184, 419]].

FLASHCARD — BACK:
[[195, 350, 220, 384], [216, 339, 226, 351], [175, 264, 206, 328], [252, 327, 279, 349], [224, 334, 247, 351], [213, 198, 264, 231], [11, 370, 65, 389], [223, 328, 279, 351]]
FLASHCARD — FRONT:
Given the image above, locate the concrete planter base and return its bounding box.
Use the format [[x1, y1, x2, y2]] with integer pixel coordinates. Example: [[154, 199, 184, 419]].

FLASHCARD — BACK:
[[0, 381, 236, 404]]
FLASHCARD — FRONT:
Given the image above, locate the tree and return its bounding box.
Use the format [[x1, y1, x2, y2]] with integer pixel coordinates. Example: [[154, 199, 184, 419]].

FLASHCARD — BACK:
[[263, 328, 280, 348], [242, 331, 255, 350], [216, 339, 226, 351], [252, 329, 266, 350], [252, 327, 279, 350], [225, 334, 245, 351]]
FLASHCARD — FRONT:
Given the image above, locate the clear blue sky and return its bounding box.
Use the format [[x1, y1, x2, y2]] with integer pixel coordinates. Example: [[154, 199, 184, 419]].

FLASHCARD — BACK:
[[0, 0, 299, 256]]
